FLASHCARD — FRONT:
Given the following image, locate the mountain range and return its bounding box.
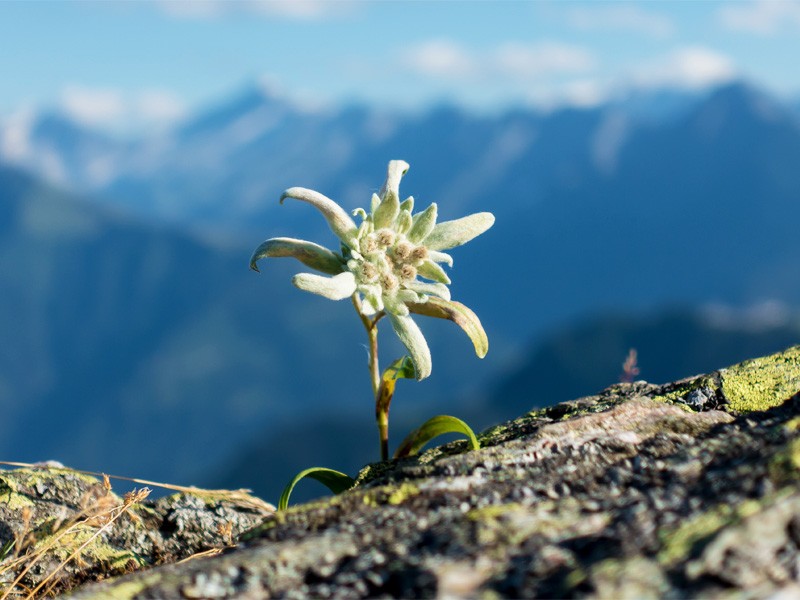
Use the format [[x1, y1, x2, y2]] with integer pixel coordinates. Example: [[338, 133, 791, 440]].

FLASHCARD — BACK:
[[1, 80, 799, 497]]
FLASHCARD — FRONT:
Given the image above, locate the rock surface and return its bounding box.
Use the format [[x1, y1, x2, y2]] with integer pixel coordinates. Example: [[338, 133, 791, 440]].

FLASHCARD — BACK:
[[9, 347, 800, 598], [0, 469, 273, 596]]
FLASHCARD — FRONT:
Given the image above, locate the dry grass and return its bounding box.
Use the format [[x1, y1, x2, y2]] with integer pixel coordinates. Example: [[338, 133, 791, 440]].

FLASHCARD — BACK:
[[0, 475, 149, 599], [0, 461, 272, 598]]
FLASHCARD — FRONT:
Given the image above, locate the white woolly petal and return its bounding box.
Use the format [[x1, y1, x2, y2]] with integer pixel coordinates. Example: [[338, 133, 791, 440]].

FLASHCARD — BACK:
[[406, 281, 451, 301], [358, 284, 384, 314], [280, 187, 358, 247], [424, 212, 495, 251], [388, 312, 432, 380], [379, 160, 410, 202], [292, 272, 357, 301], [408, 203, 437, 244], [417, 259, 451, 285], [428, 251, 454, 267], [249, 237, 344, 275], [384, 294, 410, 316]]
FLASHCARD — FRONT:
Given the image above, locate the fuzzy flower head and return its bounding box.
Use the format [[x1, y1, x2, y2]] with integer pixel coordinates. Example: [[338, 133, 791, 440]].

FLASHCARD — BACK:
[[250, 160, 494, 379]]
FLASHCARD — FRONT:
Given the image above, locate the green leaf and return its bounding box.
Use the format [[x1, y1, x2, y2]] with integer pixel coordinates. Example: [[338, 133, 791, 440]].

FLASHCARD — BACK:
[[249, 237, 345, 275], [376, 356, 416, 416], [383, 355, 417, 382], [407, 297, 489, 358], [278, 467, 356, 511], [394, 415, 480, 459]]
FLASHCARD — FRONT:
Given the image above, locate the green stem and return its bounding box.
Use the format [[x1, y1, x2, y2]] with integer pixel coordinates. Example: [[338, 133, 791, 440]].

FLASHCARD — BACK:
[[352, 295, 389, 461]]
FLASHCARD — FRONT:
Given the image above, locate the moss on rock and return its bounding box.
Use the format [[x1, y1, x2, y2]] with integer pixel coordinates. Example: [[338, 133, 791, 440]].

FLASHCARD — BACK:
[[720, 346, 800, 412], [39, 347, 800, 598]]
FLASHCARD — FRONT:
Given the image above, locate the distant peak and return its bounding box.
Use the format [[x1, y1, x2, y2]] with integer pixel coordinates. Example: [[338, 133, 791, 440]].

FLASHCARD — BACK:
[[689, 79, 790, 127], [253, 76, 288, 102]]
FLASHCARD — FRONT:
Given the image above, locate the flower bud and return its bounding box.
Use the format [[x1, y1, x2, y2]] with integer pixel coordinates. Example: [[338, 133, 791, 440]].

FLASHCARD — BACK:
[[376, 228, 396, 248], [400, 264, 417, 280], [381, 273, 399, 291], [393, 241, 413, 262], [411, 246, 428, 262], [362, 235, 378, 254]]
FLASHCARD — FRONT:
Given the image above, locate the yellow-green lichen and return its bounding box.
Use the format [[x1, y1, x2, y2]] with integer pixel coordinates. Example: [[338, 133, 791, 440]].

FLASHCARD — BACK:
[[720, 346, 800, 413], [658, 507, 734, 566], [658, 498, 763, 567], [588, 557, 667, 599], [85, 573, 162, 600], [649, 376, 717, 412], [468, 499, 610, 547], [768, 437, 800, 484], [361, 482, 421, 507], [35, 524, 147, 572], [0, 477, 35, 510], [6, 467, 103, 489]]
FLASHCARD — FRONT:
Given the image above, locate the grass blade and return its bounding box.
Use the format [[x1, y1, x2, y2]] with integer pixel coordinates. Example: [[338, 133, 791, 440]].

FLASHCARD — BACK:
[[394, 415, 480, 459], [278, 468, 356, 511]]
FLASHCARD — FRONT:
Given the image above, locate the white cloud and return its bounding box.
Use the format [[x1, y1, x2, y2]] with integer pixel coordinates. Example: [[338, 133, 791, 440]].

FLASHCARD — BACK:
[[58, 85, 187, 131], [631, 47, 737, 90], [155, 0, 354, 20], [560, 79, 608, 108], [61, 86, 126, 127], [400, 39, 594, 81], [567, 6, 675, 38], [135, 90, 188, 123], [524, 78, 611, 111], [0, 108, 36, 162], [717, 0, 800, 35], [494, 42, 595, 78], [402, 40, 476, 78]]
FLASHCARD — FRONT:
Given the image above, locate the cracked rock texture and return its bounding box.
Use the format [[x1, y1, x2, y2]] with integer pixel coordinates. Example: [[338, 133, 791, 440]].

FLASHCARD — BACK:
[[17, 347, 800, 598], [0, 469, 274, 596]]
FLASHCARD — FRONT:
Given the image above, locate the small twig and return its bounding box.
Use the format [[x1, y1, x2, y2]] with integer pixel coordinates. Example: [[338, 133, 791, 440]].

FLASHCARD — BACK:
[[30, 489, 150, 598], [175, 547, 225, 565], [0, 462, 267, 507]]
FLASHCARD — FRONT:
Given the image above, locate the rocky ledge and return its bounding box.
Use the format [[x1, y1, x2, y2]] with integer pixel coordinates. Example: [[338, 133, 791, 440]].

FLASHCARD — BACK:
[[6, 346, 800, 598]]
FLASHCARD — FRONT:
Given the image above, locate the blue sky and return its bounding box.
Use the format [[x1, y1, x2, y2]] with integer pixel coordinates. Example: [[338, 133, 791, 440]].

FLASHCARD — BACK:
[[1, 0, 799, 131]]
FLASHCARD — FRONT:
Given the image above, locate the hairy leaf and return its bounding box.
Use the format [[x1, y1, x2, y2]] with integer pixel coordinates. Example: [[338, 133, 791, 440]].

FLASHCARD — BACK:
[[280, 187, 358, 246], [424, 212, 495, 251], [388, 313, 432, 380], [292, 271, 357, 300], [249, 237, 345, 275], [407, 297, 488, 358], [407, 203, 437, 244]]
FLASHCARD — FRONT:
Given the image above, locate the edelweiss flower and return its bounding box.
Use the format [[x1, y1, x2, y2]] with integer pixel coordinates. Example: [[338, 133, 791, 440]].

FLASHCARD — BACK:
[[250, 160, 494, 380]]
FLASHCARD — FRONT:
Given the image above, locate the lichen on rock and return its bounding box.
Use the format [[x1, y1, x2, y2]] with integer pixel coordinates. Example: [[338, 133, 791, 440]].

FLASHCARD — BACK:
[[0, 467, 273, 596], [28, 346, 800, 598]]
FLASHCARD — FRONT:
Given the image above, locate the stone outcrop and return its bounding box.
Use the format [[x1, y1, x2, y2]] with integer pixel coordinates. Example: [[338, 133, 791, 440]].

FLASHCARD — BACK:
[[0, 469, 273, 596], [6, 347, 800, 598]]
